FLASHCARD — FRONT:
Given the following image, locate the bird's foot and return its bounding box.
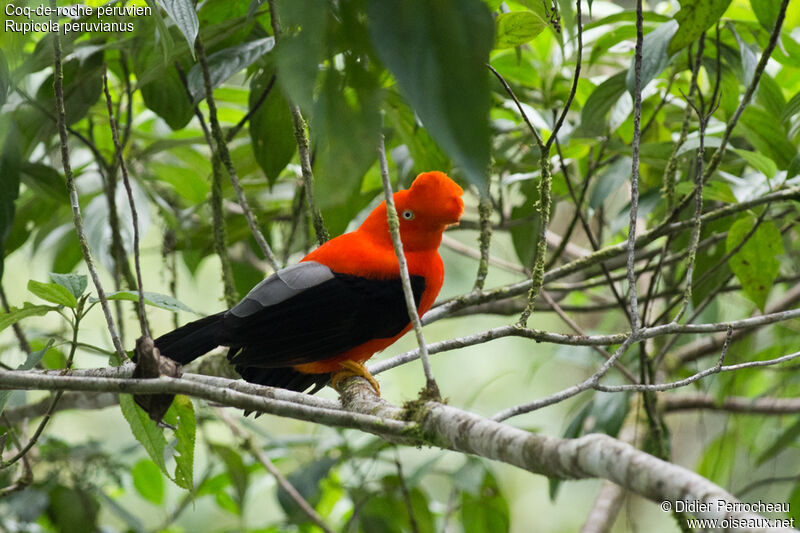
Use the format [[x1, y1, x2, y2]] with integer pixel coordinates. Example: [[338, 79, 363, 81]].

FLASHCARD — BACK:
[[331, 360, 380, 396]]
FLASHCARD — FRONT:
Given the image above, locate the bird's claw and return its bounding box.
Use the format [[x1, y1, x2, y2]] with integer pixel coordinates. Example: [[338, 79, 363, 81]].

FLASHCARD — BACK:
[[331, 360, 381, 396]]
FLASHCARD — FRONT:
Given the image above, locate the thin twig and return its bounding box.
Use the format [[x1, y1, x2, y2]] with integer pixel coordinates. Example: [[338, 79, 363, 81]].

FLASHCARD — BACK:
[[377, 135, 438, 395], [267, 0, 328, 245], [545, 0, 582, 152], [103, 67, 150, 338], [492, 335, 637, 421], [175, 63, 238, 307], [50, 4, 126, 362], [540, 290, 637, 383], [226, 73, 276, 143], [626, 0, 644, 333], [473, 194, 493, 290], [195, 39, 280, 272], [394, 450, 420, 533]]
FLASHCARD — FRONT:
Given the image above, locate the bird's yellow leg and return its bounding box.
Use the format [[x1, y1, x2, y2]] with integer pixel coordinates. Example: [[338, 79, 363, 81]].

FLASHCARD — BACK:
[[331, 360, 380, 395]]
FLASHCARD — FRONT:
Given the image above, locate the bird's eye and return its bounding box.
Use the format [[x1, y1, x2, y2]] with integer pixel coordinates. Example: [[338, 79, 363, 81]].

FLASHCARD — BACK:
[[402, 210, 414, 220]]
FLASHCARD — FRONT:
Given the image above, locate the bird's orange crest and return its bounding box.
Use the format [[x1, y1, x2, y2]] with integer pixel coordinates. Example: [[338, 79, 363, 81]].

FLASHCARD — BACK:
[[395, 171, 464, 226]]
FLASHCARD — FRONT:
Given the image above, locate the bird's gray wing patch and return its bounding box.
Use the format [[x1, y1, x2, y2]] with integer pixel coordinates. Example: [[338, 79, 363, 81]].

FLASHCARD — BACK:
[[228, 261, 335, 318]]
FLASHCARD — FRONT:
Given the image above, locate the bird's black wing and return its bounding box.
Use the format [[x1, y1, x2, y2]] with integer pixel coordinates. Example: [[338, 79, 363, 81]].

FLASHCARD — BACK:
[[222, 261, 425, 368]]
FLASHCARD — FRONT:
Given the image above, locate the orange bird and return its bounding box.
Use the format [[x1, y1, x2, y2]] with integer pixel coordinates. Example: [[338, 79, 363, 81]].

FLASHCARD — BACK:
[[154, 171, 464, 394]]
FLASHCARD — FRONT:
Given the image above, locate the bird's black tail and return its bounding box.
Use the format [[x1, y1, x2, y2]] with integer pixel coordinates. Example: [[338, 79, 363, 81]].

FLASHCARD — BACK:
[[154, 312, 226, 365]]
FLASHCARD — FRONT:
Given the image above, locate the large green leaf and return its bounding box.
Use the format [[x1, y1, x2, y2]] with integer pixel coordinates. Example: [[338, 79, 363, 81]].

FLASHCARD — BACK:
[[494, 11, 547, 49], [312, 69, 381, 225], [20, 163, 67, 202], [249, 68, 295, 185], [187, 37, 275, 103], [132, 459, 165, 504], [120, 394, 169, 473], [27, 279, 77, 308], [0, 302, 57, 334], [751, 0, 782, 30], [163, 395, 196, 490], [577, 72, 627, 137], [738, 107, 795, 170], [274, 0, 328, 112], [36, 52, 103, 126], [156, 0, 199, 53], [49, 272, 88, 299], [731, 148, 777, 184], [367, 0, 493, 190], [726, 216, 784, 311], [668, 0, 732, 56], [626, 20, 678, 94], [134, 32, 194, 131]]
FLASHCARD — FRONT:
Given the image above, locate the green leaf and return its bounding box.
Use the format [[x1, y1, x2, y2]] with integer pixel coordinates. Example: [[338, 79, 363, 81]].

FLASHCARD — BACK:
[[187, 37, 275, 103], [461, 469, 510, 533], [274, 0, 328, 112], [367, 0, 493, 191], [668, 0, 732, 56], [140, 70, 194, 131], [577, 72, 627, 137], [626, 20, 678, 94], [726, 216, 784, 311], [697, 432, 736, 486], [163, 395, 196, 490], [132, 459, 165, 504], [49, 272, 88, 299], [0, 121, 21, 282], [249, 69, 296, 185], [103, 291, 195, 314], [313, 69, 381, 225], [751, 0, 781, 30], [46, 485, 99, 533], [20, 163, 66, 202], [36, 53, 104, 126], [731, 148, 777, 184], [0, 302, 57, 334], [589, 156, 632, 209], [383, 91, 451, 176], [494, 11, 547, 49], [120, 394, 168, 473], [212, 444, 250, 511], [730, 24, 757, 91], [156, 0, 199, 54], [756, 417, 800, 465], [149, 162, 209, 204], [781, 90, 800, 123], [27, 279, 77, 308], [738, 107, 796, 169], [790, 482, 800, 523], [278, 456, 337, 523]]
